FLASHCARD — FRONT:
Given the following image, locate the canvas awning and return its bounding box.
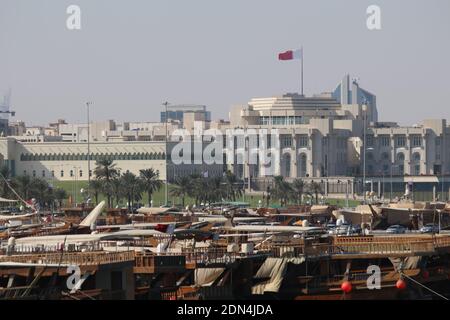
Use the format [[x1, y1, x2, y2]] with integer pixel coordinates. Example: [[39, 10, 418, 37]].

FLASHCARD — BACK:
[[252, 257, 305, 294], [136, 207, 172, 215], [195, 268, 226, 286], [389, 256, 422, 271]]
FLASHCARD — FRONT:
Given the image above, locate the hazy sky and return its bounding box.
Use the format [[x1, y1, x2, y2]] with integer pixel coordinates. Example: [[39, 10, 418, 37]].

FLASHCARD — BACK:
[[0, 0, 449, 126]]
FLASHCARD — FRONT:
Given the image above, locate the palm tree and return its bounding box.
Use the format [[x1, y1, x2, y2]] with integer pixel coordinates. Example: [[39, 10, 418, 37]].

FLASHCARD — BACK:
[[272, 176, 292, 206], [170, 176, 191, 208], [110, 176, 125, 207], [139, 169, 162, 207], [29, 178, 54, 209], [208, 176, 227, 203], [0, 165, 11, 198], [121, 172, 142, 211], [222, 171, 242, 201], [189, 174, 210, 206], [308, 181, 323, 204], [12, 175, 32, 200], [292, 179, 305, 205], [94, 159, 119, 207], [89, 179, 103, 205], [54, 188, 67, 208]]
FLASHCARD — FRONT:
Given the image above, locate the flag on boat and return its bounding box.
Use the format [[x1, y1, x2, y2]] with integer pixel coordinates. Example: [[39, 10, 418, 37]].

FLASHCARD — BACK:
[[278, 49, 302, 61]]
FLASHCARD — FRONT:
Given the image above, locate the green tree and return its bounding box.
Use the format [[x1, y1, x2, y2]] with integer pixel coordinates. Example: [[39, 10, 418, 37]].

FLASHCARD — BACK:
[[308, 181, 323, 204], [206, 176, 226, 204], [170, 176, 191, 208], [121, 172, 142, 211], [110, 176, 125, 207], [12, 175, 32, 200], [29, 178, 54, 208], [54, 188, 68, 208], [89, 179, 103, 205], [272, 176, 292, 206], [139, 169, 162, 207], [189, 174, 207, 206], [292, 179, 305, 205], [94, 159, 119, 207], [222, 170, 242, 201], [0, 165, 11, 198]]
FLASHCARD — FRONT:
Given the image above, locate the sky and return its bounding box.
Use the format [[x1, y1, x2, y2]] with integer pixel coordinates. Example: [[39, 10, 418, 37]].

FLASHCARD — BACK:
[[0, 0, 449, 126]]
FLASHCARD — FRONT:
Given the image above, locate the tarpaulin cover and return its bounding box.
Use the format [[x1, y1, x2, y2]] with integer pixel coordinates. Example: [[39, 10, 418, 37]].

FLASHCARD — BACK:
[[252, 257, 305, 294], [195, 268, 225, 286]]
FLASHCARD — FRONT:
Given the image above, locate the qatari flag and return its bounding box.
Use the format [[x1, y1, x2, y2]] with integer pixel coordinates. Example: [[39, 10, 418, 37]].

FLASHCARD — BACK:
[[278, 49, 302, 60]]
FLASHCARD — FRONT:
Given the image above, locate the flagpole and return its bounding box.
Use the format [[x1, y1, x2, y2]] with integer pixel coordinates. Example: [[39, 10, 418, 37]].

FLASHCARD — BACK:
[[301, 46, 304, 96]]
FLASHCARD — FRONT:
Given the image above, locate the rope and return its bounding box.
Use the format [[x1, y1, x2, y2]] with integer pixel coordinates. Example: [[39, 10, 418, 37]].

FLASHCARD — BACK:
[[61, 291, 81, 300], [0, 172, 37, 212], [74, 289, 96, 300], [400, 272, 449, 300]]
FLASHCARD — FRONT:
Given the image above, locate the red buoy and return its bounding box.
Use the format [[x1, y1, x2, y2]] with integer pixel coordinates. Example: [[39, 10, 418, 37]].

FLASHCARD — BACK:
[[341, 281, 352, 293], [422, 270, 430, 279], [396, 279, 407, 290]]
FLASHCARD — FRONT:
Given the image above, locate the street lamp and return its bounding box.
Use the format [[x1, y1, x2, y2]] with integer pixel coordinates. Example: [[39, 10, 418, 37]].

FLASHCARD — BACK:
[[441, 131, 446, 201], [86, 102, 93, 199], [362, 104, 368, 203], [390, 164, 399, 201], [163, 101, 170, 207]]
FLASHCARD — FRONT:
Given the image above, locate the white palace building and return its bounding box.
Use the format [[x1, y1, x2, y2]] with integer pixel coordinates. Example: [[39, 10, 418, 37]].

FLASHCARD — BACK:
[[1, 75, 449, 199]]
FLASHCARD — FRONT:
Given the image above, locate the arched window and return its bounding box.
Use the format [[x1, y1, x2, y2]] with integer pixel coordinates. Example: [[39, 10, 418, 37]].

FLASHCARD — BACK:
[[397, 153, 405, 162], [281, 153, 291, 177], [298, 153, 307, 177], [382, 152, 389, 161], [413, 153, 421, 162], [61, 170, 64, 178], [70, 170, 74, 177], [264, 152, 272, 168], [32, 170, 36, 177], [414, 165, 420, 175]]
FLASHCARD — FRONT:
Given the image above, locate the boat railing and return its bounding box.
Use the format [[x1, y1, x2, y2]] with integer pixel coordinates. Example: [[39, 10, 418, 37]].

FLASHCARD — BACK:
[[135, 246, 267, 267], [263, 236, 450, 258], [0, 250, 135, 266], [300, 270, 395, 289]]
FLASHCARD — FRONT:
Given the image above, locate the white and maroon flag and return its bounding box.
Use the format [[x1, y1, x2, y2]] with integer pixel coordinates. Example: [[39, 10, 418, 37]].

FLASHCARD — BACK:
[[278, 49, 302, 61]]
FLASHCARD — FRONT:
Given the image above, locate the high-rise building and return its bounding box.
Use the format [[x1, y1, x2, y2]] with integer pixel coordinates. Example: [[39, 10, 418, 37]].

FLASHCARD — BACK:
[[0, 89, 12, 136], [160, 105, 211, 124]]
